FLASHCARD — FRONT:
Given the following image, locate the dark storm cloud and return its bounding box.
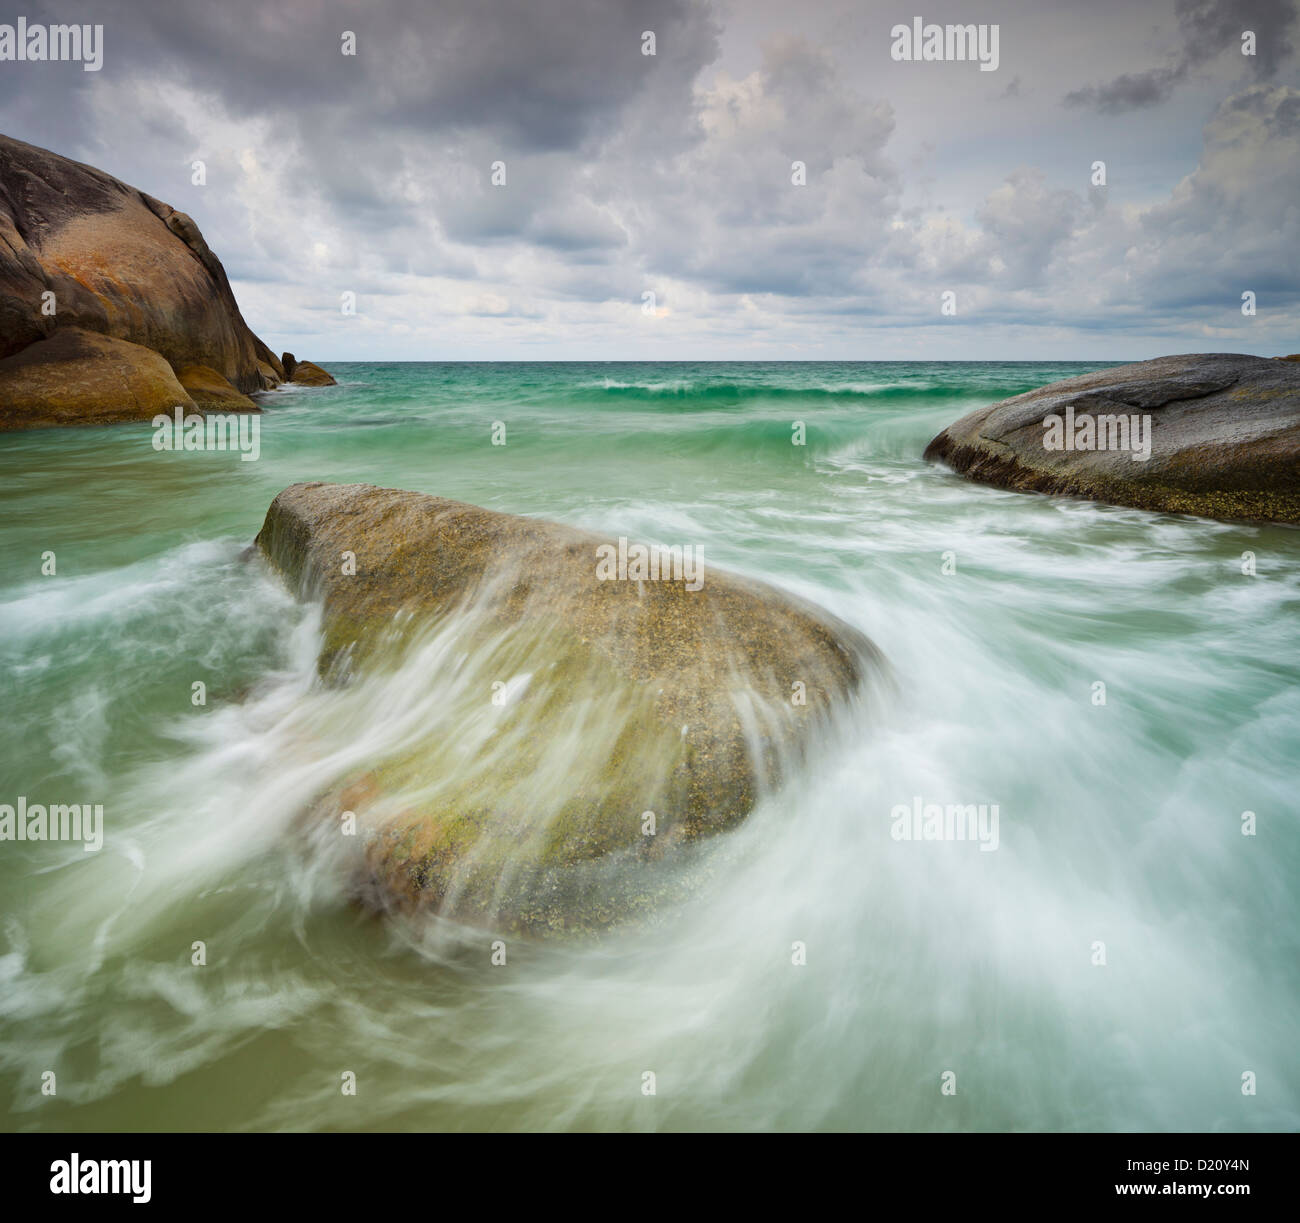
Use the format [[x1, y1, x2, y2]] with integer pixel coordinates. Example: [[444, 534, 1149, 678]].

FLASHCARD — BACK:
[[1064, 0, 1297, 112], [3, 0, 720, 235], [1064, 66, 1187, 113], [1179, 0, 1296, 74], [1, 0, 1295, 355], [14, 0, 717, 149]]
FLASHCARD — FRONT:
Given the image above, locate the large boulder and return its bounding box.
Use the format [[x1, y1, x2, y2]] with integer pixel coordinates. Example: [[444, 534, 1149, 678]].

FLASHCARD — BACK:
[[0, 327, 195, 427], [289, 360, 336, 386], [255, 361, 283, 390], [253, 338, 286, 382], [176, 363, 259, 411], [0, 133, 327, 426], [924, 354, 1300, 523], [255, 482, 880, 934]]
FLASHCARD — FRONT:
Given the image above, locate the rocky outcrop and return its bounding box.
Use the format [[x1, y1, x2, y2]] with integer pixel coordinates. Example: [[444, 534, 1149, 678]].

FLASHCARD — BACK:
[[279, 351, 335, 386], [175, 364, 259, 411], [255, 482, 881, 933], [254, 338, 286, 387], [0, 327, 197, 427], [289, 360, 336, 387], [924, 354, 1300, 524], [0, 133, 329, 428]]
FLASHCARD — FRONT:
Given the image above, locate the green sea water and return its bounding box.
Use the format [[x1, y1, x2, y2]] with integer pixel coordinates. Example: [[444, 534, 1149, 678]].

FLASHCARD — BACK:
[[1, 361, 1297, 1132]]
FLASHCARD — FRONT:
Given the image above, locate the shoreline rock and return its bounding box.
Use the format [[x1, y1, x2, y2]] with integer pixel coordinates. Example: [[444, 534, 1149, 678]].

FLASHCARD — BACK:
[[289, 360, 337, 387], [176, 364, 259, 411], [0, 133, 332, 429], [924, 353, 1300, 524], [0, 328, 197, 427], [255, 481, 881, 934], [280, 351, 337, 387]]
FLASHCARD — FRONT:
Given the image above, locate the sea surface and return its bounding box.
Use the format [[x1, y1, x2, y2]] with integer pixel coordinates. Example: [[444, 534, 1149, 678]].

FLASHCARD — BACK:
[[1, 360, 1297, 1132]]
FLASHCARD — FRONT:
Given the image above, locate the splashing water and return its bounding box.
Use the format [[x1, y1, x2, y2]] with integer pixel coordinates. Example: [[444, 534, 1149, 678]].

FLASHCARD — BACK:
[[0, 361, 1296, 1132]]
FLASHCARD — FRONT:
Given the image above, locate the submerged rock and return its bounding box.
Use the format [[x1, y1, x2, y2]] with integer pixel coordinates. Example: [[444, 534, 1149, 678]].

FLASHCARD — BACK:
[[255, 481, 880, 934], [0, 133, 329, 428], [924, 353, 1300, 524]]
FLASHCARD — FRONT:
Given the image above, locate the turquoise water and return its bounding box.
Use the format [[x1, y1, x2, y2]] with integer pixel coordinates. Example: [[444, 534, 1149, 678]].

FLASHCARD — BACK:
[[1, 361, 1297, 1132]]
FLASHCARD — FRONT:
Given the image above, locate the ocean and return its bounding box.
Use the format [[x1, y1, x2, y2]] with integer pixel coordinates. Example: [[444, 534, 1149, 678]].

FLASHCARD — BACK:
[[1, 360, 1297, 1132]]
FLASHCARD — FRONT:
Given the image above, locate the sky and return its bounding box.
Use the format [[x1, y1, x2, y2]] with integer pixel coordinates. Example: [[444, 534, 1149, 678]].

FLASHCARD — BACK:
[[1, 0, 1297, 360]]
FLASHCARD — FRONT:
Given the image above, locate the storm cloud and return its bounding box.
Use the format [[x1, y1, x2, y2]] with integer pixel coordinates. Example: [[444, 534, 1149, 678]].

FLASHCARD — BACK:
[[1064, 0, 1296, 112], [0, 0, 1296, 358]]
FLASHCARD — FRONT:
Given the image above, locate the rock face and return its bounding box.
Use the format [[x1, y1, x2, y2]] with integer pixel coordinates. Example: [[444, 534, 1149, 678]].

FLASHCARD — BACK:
[[0, 133, 327, 428], [255, 361, 282, 389], [0, 328, 197, 426], [176, 364, 259, 410], [924, 354, 1300, 524], [255, 482, 880, 934], [279, 352, 336, 386], [254, 340, 286, 383], [289, 359, 337, 387]]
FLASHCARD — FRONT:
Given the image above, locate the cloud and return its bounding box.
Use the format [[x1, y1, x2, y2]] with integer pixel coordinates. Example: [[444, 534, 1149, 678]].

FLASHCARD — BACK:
[[1133, 84, 1300, 306], [0, 0, 1295, 356], [1065, 0, 1297, 113], [627, 35, 901, 298], [975, 171, 1085, 288], [1064, 66, 1188, 113]]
